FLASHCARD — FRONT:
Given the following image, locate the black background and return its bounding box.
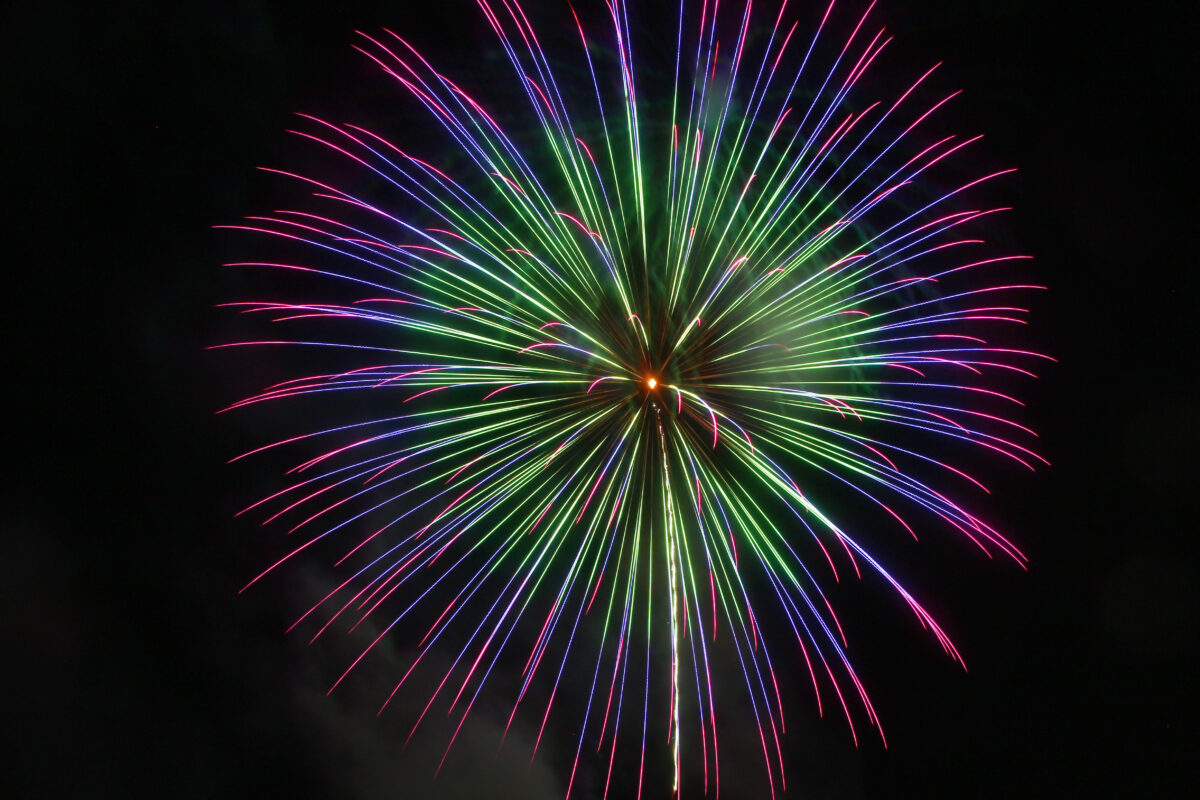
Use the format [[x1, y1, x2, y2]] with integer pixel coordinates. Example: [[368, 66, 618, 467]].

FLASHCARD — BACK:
[[3, 0, 1194, 797]]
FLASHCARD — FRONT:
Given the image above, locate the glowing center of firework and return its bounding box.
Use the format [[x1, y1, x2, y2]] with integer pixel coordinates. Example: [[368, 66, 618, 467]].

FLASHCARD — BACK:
[[647, 377, 657, 390]]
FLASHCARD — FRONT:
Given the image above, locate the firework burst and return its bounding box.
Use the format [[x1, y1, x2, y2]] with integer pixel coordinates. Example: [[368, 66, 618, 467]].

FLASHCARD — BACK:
[[220, 1, 1046, 796]]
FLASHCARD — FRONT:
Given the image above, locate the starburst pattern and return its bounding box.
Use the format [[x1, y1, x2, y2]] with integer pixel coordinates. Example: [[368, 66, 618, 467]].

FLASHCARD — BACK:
[[220, 1, 1046, 796]]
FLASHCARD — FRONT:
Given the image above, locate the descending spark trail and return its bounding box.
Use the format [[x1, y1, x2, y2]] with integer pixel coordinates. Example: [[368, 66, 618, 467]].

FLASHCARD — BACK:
[[221, 1, 1046, 796]]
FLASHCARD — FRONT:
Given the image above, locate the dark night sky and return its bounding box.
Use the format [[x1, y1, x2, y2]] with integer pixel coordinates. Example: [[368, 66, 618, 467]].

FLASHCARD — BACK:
[[3, 1, 1194, 797]]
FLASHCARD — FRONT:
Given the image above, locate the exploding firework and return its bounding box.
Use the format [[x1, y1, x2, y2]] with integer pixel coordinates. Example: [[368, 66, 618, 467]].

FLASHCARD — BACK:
[[220, 1, 1046, 796]]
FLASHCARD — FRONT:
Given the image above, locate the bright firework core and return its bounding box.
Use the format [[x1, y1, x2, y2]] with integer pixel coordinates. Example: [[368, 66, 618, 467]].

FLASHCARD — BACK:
[[647, 377, 657, 389]]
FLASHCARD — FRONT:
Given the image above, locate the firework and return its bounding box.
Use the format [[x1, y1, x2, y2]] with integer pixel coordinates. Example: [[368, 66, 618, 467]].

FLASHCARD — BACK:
[[220, 1, 1046, 796]]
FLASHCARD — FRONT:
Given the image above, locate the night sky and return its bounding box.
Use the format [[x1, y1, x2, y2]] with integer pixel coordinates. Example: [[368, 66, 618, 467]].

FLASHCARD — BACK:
[[4, 0, 1194, 797]]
